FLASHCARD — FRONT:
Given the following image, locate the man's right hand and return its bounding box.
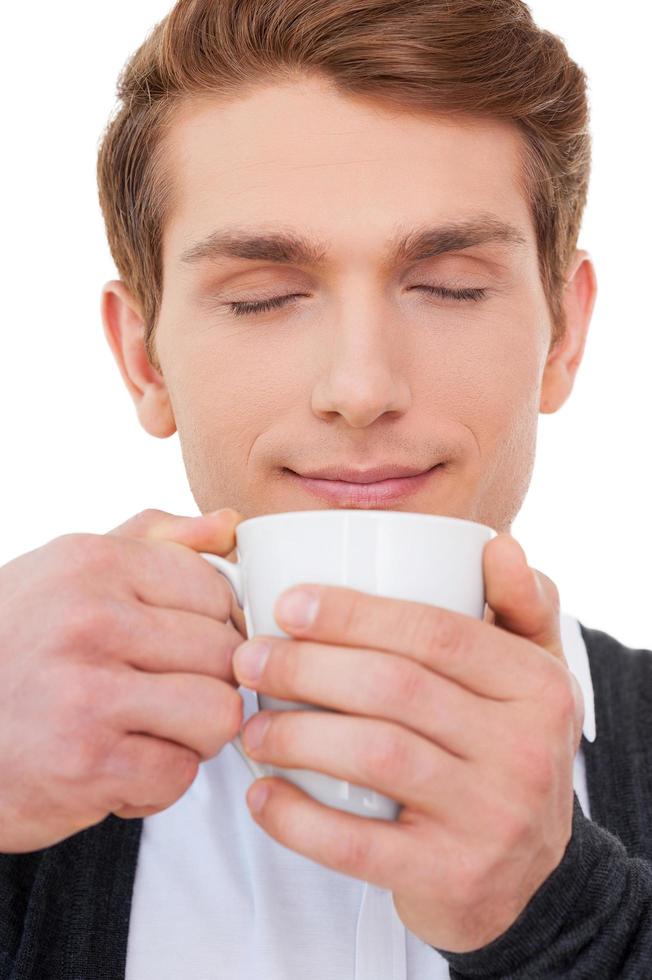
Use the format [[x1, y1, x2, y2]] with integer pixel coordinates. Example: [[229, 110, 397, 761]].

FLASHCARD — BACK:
[[0, 507, 247, 854]]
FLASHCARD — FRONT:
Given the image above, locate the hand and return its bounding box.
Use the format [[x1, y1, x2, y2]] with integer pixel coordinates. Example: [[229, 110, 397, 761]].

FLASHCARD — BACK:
[[232, 533, 584, 953], [0, 507, 246, 853]]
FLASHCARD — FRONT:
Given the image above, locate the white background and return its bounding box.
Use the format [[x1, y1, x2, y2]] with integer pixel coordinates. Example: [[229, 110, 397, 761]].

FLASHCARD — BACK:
[[1, 2, 650, 647]]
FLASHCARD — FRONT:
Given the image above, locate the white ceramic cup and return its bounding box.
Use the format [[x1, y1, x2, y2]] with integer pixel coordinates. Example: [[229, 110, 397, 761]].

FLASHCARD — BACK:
[[199, 509, 496, 821]]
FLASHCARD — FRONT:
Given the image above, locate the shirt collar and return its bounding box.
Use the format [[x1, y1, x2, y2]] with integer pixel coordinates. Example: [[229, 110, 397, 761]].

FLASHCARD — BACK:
[[559, 610, 596, 742]]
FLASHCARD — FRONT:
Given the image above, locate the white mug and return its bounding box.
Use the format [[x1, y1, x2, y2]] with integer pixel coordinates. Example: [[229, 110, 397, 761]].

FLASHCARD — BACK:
[[199, 509, 496, 820]]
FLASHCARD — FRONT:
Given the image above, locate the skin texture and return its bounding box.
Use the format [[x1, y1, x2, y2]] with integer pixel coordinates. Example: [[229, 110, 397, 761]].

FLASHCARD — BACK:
[[102, 76, 596, 540], [231, 563, 583, 952], [101, 76, 598, 952]]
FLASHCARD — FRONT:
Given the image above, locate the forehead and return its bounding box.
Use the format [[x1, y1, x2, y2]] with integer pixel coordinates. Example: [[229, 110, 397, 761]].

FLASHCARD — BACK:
[[161, 78, 536, 268]]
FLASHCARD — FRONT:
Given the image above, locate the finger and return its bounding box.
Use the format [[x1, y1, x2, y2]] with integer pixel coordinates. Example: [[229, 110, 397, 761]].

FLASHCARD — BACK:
[[107, 601, 244, 685], [139, 507, 246, 629], [483, 534, 564, 662], [106, 507, 245, 624], [234, 638, 499, 757], [242, 709, 470, 818], [107, 506, 244, 552], [272, 585, 546, 699], [482, 537, 585, 738], [243, 774, 421, 895], [103, 732, 201, 816], [113, 671, 244, 760], [91, 533, 238, 624]]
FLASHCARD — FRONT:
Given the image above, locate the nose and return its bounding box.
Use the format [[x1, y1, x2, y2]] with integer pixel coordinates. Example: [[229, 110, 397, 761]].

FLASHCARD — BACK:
[[310, 311, 412, 428]]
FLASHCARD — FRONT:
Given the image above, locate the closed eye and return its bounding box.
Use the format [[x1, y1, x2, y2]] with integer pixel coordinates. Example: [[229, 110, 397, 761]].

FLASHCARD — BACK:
[[227, 285, 489, 317]]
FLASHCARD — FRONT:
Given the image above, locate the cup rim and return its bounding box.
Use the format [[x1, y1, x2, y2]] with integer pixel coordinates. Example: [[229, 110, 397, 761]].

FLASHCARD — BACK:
[[236, 509, 497, 536]]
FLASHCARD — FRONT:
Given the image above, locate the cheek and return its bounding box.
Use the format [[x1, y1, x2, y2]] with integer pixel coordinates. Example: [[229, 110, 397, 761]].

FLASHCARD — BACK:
[[431, 328, 541, 412], [428, 310, 545, 462], [478, 356, 541, 457], [471, 350, 543, 515], [169, 336, 300, 482]]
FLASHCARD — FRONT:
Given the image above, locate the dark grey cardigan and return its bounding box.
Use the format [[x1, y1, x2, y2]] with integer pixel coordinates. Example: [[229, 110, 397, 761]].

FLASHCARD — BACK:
[[2, 623, 652, 979]]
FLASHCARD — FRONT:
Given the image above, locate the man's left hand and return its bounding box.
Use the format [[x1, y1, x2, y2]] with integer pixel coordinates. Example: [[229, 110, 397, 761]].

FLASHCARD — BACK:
[[232, 533, 585, 953]]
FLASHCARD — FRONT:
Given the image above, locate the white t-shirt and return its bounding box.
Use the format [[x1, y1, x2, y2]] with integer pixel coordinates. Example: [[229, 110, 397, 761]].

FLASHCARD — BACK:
[[125, 612, 595, 980]]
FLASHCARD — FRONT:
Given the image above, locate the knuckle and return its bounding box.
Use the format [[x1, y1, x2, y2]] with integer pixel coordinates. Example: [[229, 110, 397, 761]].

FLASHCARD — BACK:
[[58, 599, 114, 651], [554, 678, 577, 727], [137, 508, 166, 521], [166, 748, 201, 793], [360, 725, 408, 784], [410, 606, 462, 662], [64, 667, 113, 723], [197, 683, 244, 757], [129, 749, 200, 811], [59, 737, 105, 784], [374, 657, 423, 716], [56, 681, 115, 782], [53, 531, 93, 552], [335, 831, 371, 876], [541, 666, 576, 729], [55, 734, 88, 782], [264, 710, 288, 756], [337, 592, 367, 639], [536, 570, 561, 612], [55, 532, 115, 573], [275, 641, 302, 692], [106, 739, 200, 812], [108, 509, 170, 540], [131, 509, 169, 532]]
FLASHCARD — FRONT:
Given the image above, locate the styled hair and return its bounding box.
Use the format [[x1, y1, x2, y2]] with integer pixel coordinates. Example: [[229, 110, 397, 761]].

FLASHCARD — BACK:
[[97, 0, 591, 371]]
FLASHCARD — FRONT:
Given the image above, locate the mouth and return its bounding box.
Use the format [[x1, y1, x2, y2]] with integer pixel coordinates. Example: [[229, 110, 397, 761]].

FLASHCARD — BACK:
[[283, 464, 445, 508]]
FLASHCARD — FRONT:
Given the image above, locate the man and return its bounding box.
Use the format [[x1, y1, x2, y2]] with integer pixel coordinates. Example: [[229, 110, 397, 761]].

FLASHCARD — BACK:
[[1, 0, 651, 977]]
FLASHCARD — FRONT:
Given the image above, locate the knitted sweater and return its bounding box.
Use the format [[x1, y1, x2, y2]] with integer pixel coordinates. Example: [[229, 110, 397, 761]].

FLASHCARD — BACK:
[[1, 623, 652, 979]]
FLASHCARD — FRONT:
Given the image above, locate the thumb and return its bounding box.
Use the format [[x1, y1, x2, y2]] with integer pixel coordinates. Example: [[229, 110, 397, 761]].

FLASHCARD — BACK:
[[483, 534, 585, 749], [106, 506, 245, 557], [483, 533, 564, 663]]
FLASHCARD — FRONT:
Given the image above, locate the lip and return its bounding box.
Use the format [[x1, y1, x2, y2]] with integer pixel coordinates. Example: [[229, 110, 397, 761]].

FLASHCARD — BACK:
[[292, 463, 435, 483], [285, 464, 444, 507]]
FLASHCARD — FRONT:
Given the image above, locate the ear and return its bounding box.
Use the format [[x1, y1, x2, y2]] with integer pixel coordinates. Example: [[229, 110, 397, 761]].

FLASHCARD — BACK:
[[540, 250, 598, 414], [100, 280, 177, 438]]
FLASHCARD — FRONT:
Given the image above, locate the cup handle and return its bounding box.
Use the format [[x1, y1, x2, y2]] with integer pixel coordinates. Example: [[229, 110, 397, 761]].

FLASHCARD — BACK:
[[198, 552, 245, 607], [198, 551, 274, 782], [230, 732, 273, 780]]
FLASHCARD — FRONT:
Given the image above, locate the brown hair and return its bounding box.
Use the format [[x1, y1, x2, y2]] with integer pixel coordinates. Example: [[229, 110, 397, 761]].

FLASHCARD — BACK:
[[96, 0, 591, 371]]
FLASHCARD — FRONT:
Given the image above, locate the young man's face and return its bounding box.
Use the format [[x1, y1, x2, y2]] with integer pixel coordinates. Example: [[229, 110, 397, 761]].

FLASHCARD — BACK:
[[103, 76, 595, 534]]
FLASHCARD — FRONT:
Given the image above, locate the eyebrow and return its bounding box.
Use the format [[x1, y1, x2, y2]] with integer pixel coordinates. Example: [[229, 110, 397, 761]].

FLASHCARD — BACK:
[[179, 214, 527, 270]]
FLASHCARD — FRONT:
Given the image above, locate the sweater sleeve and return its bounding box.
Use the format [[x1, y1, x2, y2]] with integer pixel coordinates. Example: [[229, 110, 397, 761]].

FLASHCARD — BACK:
[[432, 794, 652, 979]]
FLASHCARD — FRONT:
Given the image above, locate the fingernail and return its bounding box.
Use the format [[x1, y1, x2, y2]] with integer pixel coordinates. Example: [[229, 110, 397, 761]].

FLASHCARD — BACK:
[[276, 589, 319, 629], [244, 712, 271, 751], [234, 641, 271, 683], [248, 780, 270, 813]]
